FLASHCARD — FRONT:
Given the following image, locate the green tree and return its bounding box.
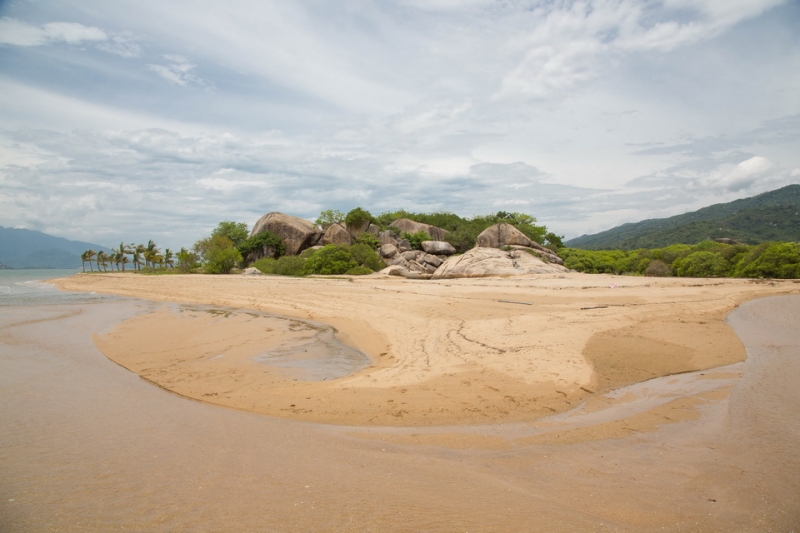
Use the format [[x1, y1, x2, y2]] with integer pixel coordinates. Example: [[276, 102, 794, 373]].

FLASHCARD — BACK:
[[85, 249, 97, 272], [735, 242, 800, 278], [673, 251, 732, 277], [194, 234, 242, 274], [132, 243, 145, 271], [176, 248, 199, 273], [96, 251, 109, 272], [211, 221, 249, 247], [144, 240, 159, 269], [116, 242, 132, 272], [304, 245, 359, 275], [348, 243, 385, 271], [344, 207, 373, 231], [315, 209, 345, 229], [204, 247, 242, 274], [237, 231, 285, 262], [163, 248, 174, 269], [80, 250, 93, 272]]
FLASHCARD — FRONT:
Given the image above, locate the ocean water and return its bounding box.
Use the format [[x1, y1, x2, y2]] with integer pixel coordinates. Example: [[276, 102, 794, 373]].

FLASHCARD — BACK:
[[0, 269, 113, 306]]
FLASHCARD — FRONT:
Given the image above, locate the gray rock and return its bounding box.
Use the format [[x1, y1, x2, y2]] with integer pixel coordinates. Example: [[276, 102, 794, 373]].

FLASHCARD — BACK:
[[379, 243, 398, 258], [505, 245, 564, 266], [421, 240, 456, 255], [432, 247, 568, 279], [250, 212, 323, 256], [476, 223, 533, 248], [397, 239, 411, 252], [378, 231, 399, 246], [242, 267, 263, 275], [422, 254, 443, 268], [322, 223, 353, 246], [389, 218, 449, 241]]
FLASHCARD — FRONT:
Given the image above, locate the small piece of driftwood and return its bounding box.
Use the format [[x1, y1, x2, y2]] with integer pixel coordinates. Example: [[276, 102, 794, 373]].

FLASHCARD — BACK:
[[498, 299, 532, 305]]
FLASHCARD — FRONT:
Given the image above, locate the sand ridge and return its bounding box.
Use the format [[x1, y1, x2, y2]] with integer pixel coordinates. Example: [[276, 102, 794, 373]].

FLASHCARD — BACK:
[[54, 272, 798, 426]]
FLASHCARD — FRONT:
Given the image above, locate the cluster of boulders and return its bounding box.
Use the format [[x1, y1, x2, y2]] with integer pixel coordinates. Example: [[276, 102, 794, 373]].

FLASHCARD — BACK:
[[246, 212, 568, 279]]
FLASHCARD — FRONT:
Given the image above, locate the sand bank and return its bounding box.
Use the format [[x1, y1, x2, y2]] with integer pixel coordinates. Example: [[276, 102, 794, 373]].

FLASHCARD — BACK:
[[53, 272, 798, 427]]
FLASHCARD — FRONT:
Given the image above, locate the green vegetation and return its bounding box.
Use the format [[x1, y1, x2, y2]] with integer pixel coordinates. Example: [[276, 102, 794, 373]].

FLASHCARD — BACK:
[[193, 222, 251, 274], [373, 210, 553, 253], [211, 221, 249, 248], [176, 248, 199, 273], [252, 243, 385, 277], [344, 207, 373, 231], [566, 184, 800, 250], [404, 231, 431, 251], [236, 230, 285, 259], [315, 209, 345, 229], [561, 240, 800, 278], [252, 255, 308, 276]]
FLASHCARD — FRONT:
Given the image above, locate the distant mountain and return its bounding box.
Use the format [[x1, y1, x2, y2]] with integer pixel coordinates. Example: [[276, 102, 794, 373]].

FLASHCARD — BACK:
[[0, 226, 111, 269], [566, 184, 800, 250]]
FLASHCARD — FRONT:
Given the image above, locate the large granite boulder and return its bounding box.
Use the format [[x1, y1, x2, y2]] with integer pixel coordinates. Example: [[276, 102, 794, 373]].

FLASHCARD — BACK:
[[250, 212, 323, 256], [431, 247, 568, 279], [322, 223, 353, 246], [476, 223, 532, 248], [390, 219, 449, 241], [421, 240, 456, 255], [379, 243, 398, 258]]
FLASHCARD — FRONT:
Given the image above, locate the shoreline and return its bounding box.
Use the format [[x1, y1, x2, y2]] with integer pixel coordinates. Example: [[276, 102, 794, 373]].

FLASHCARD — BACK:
[[53, 272, 798, 426]]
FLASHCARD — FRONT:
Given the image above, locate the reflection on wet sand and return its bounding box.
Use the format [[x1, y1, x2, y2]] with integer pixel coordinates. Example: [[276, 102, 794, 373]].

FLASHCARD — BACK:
[[1, 296, 798, 531]]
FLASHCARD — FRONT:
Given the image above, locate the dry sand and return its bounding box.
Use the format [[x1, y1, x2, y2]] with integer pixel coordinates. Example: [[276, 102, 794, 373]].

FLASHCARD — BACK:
[[53, 272, 799, 428]]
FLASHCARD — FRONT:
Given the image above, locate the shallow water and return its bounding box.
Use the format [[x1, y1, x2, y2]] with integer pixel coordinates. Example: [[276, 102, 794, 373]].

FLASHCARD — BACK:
[[1, 278, 798, 531], [0, 269, 110, 307]]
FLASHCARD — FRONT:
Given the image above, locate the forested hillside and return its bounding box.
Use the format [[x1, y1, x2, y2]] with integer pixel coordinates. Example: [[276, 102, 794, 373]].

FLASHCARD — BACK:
[[566, 184, 800, 250]]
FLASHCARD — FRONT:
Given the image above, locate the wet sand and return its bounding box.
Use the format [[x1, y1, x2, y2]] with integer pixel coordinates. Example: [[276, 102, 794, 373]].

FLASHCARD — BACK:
[[1, 283, 799, 530]]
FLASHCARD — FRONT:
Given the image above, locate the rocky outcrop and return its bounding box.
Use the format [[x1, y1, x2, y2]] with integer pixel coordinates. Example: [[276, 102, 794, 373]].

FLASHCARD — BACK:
[[476, 223, 532, 248], [475, 223, 563, 265], [322, 223, 353, 246], [390, 219, 449, 241], [421, 240, 456, 255], [250, 212, 322, 256], [431, 247, 567, 279], [714, 238, 742, 246], [381, 249, 449, 279]]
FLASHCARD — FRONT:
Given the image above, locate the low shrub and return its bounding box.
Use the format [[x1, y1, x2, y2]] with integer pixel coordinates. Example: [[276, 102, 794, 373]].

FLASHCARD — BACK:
[[304, 245, 359, 275], [254, 256, 307, 276], [644, 259, 671, 277]]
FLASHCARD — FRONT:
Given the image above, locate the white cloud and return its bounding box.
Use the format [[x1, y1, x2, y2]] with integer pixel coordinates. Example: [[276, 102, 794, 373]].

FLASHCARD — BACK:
[[96, 33, 141, 57], [701, 156, 776, 191], [147, 54, 204, 86], [0, 17, 106, 46]]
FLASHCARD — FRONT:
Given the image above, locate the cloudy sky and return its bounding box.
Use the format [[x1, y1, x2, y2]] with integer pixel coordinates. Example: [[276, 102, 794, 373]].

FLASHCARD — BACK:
[[1, 0, 799, 249]]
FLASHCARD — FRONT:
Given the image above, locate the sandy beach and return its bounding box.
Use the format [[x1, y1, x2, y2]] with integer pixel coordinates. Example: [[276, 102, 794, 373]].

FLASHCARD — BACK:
[[2, 272, 798, 531], [54, 272, 798, 429]]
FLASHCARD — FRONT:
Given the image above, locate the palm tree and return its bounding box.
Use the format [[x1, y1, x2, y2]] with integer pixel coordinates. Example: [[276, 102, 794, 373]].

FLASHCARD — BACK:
[[132, 243, 145, 271], [164, 248, 174, 269], [80, 250, 91, 272], [96, 251, 109, 272], [84, 249, 96, 272], [145, 240, 159, 269], [117, 243, 132, 272], [120, 254, 130, 271]]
